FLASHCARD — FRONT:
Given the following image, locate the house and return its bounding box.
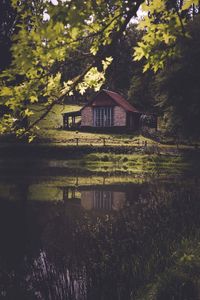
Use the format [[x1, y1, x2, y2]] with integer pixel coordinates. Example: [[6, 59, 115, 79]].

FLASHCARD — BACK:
[[63, 89, 157, 132]]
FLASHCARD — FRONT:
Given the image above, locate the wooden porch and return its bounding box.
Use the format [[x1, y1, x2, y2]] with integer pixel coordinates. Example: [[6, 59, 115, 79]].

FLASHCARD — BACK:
[[63, 110, 81, 129]]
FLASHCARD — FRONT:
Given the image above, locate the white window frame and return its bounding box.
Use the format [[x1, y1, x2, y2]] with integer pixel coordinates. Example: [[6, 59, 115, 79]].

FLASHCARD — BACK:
[[93, 107, 113, 127]]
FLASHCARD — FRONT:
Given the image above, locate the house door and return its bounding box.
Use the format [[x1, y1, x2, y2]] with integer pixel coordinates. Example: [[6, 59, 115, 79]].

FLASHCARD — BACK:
[[127, 113, 134, 129]]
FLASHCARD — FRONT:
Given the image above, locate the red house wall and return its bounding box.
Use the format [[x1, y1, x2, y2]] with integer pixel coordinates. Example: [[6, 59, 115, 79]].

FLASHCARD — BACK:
[[81, 107, 93, 126], [113, 106, 126, 126]]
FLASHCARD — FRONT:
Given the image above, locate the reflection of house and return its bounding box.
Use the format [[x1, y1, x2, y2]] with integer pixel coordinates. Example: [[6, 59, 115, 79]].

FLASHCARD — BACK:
[[81, 190, 126, 211], [63, 187, 126, 212], [63, 90, 157, 132]]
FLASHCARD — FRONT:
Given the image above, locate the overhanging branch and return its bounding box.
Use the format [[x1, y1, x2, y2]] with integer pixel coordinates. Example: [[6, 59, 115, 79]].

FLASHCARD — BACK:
[[21, 0, 144, 136]]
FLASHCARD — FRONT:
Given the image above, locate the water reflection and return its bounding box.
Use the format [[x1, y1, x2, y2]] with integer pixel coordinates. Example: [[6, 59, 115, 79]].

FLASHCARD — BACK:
[[27, 250, 87, 300], [63, 187, 127, 211], [0, 170, 200, 299], [0, 178, 141, 213]]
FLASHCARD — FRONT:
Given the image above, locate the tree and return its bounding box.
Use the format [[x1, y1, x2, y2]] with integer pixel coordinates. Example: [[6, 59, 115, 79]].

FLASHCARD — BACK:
[[134, 0, 200, 72], [153, 16, 200, 138], [103, 24, 140, 97], [0, 0, 17, 71], [0, 0, 143, 141], [133, 0, 200, 138], [0, 0, 199, 141], [127, 66, 156, 112]]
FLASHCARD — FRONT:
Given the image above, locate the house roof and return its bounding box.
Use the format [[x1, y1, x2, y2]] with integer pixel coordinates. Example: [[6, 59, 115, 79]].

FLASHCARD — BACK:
[[62, 110, 81, 117], [102, 90, 139, 113], [81, 89, 140, 113]]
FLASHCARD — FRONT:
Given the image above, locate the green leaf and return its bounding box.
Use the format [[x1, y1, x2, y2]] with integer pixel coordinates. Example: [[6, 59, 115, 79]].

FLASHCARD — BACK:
[[0, 87, 13, 96], [28, 135, 35, 143], [24, 109, 34, 117], [143, 63, 150, 73], [30, 95, 38, 103]]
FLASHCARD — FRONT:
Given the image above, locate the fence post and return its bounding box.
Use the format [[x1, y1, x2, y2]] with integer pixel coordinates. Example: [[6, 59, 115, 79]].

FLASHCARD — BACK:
[[103, 138, 106, 147], [157, 143, 160, 155], [76, 138, 79, 146]]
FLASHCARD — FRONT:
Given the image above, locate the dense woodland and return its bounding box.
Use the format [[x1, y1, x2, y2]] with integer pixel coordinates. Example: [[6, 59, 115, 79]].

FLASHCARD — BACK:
[[0, 0, 200, 140]]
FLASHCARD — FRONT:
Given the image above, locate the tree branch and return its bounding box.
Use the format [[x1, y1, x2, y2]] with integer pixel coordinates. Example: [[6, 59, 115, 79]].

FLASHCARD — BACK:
[[21, 63, 95, 136], [174, 5, 186, 37], [20, 0, 144, 137]]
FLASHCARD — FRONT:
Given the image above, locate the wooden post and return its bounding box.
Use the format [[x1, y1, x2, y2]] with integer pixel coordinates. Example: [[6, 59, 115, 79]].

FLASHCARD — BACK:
[[63, 188, 69, 201], [63, 115, 68, 129], [63, 115, 65, 128], [76, 138, 79, 146], [72, 188, 75, 199], [103, 138, 106, 146]]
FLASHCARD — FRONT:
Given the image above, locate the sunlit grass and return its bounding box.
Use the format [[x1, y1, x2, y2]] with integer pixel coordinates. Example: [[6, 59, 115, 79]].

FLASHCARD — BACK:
[[31, 103, 81, 129]]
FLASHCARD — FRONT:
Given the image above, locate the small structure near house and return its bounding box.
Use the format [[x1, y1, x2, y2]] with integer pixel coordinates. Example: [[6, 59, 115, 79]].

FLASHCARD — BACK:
[[63, 89, 157, 132], [63, 110, 81, 129]]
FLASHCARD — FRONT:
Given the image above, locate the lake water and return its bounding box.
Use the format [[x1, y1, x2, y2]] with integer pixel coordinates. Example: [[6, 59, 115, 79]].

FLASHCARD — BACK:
[[0, 158, 200, 300]]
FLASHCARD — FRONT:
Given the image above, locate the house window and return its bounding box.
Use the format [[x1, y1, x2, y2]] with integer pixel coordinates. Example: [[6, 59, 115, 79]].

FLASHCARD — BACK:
[[93, 107, 113, 127]]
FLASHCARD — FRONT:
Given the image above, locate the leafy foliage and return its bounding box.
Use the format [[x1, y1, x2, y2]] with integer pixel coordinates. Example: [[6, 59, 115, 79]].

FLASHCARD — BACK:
[[152, 16, 200, 138], [1, 0, 200, 140], [128, 67, 156, 112], [0, 0, 17, 71], [134, 0, 200, 72], [133, 0, 200, 138], [0, 0, 143, 140], [103, 24, 141, 96]]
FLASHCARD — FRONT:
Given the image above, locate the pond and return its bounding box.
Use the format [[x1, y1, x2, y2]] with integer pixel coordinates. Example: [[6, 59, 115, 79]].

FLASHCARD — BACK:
[[0, 157, 200, 300]]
